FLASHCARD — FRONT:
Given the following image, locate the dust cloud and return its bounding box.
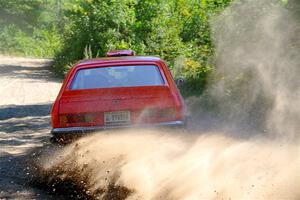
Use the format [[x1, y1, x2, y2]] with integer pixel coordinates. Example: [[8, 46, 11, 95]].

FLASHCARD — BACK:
[[206, 0, 300, 139], [34, 130, 298, 200], [34, 0, 299, 199]]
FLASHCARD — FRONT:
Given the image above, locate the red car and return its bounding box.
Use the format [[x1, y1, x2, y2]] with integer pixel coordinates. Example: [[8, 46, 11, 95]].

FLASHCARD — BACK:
[[51, 50, 186, 141]]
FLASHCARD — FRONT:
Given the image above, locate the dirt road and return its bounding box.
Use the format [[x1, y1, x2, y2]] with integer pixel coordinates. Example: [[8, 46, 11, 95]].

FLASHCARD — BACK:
[[0, 56, 62, 199], [1, 56, 298, 200]]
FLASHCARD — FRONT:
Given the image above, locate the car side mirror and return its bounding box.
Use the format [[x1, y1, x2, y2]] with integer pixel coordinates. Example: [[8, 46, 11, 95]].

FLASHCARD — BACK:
[[176, 77, 184, 87]]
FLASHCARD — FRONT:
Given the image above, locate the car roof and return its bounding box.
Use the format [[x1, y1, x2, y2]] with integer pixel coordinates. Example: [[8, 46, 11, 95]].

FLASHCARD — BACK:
[[76, 56, 163, 68]]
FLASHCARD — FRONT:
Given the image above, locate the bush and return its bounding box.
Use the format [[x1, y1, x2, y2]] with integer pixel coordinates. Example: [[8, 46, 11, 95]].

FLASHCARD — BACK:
[[0, 25, 61, 58], [52, 0, 235, 94], [0, 0, 235, 96]]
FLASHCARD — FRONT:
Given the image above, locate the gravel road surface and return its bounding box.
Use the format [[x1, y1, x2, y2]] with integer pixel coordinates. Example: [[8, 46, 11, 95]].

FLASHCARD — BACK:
[[0, 55, 63, 199]]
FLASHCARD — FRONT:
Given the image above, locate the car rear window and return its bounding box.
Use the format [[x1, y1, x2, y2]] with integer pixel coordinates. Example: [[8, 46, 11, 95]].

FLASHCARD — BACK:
[[70, 65, 164, 90]]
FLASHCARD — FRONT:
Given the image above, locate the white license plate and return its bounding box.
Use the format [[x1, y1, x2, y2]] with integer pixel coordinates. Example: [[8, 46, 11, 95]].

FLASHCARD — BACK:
[[104, 111, 130, 125]]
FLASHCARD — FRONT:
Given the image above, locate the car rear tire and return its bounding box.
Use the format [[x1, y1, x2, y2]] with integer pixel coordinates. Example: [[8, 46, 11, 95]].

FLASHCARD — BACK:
[[50, 136, 70, 145]]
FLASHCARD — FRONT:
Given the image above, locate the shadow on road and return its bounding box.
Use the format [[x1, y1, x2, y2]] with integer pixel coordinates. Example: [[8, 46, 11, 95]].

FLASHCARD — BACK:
[[0, 103, 53, 149], [0, 103, 52, 121], [0, 103, 63, 199], [0, 147, 65, 200], [0, 64, 61, 82], [0, 56, 65, 199]]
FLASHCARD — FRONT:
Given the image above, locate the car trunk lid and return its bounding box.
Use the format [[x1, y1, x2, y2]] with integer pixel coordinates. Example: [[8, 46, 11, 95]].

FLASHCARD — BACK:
[[58, 86, 175, 127]]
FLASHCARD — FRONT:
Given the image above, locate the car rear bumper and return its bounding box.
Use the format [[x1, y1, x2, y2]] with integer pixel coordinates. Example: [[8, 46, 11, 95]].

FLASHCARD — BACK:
[[51, 120, 185, 136]]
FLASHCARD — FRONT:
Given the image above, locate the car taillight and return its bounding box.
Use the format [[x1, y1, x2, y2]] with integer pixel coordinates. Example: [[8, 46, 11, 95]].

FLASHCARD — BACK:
[[51, 100, 60, 128], [59, 113, 93, 125], [158, 108, 177, 119], [59, 115, 67, 126], [140, 108, 178, 121]]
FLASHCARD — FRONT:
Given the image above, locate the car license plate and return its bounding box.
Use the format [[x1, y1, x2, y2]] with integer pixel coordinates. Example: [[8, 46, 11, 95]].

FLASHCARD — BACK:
[[104, 111, 130, 126]]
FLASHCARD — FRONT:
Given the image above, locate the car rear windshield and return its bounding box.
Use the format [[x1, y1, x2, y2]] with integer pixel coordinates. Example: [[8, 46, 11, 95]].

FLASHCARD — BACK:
[[70, 65, 164, 90]]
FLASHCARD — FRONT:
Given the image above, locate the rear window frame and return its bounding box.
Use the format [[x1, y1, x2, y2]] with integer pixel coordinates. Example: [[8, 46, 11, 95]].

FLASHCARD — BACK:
[[66, 62, 169, 91]]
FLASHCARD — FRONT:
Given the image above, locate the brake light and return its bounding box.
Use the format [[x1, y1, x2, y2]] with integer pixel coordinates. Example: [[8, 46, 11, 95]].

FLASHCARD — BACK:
[[139, 108, 178, 122], [158, 108, 177, 119], [51, 100, 60, 128], [59, 115, 67, 126], [106, 50, 135, 57], [59, 114, 93, 126]]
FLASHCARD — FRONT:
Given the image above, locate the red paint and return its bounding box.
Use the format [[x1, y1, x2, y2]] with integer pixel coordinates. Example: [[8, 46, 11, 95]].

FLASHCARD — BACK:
[[51, 53, 185, 128]]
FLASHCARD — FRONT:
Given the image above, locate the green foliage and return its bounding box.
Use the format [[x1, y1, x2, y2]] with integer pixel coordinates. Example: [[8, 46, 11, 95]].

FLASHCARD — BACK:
[[0, 0, 63, 57], [0, 25, 61, 57], [1, 0, 235, 95], [53, 0, 234, 94], [0, 0, 43, 29]]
